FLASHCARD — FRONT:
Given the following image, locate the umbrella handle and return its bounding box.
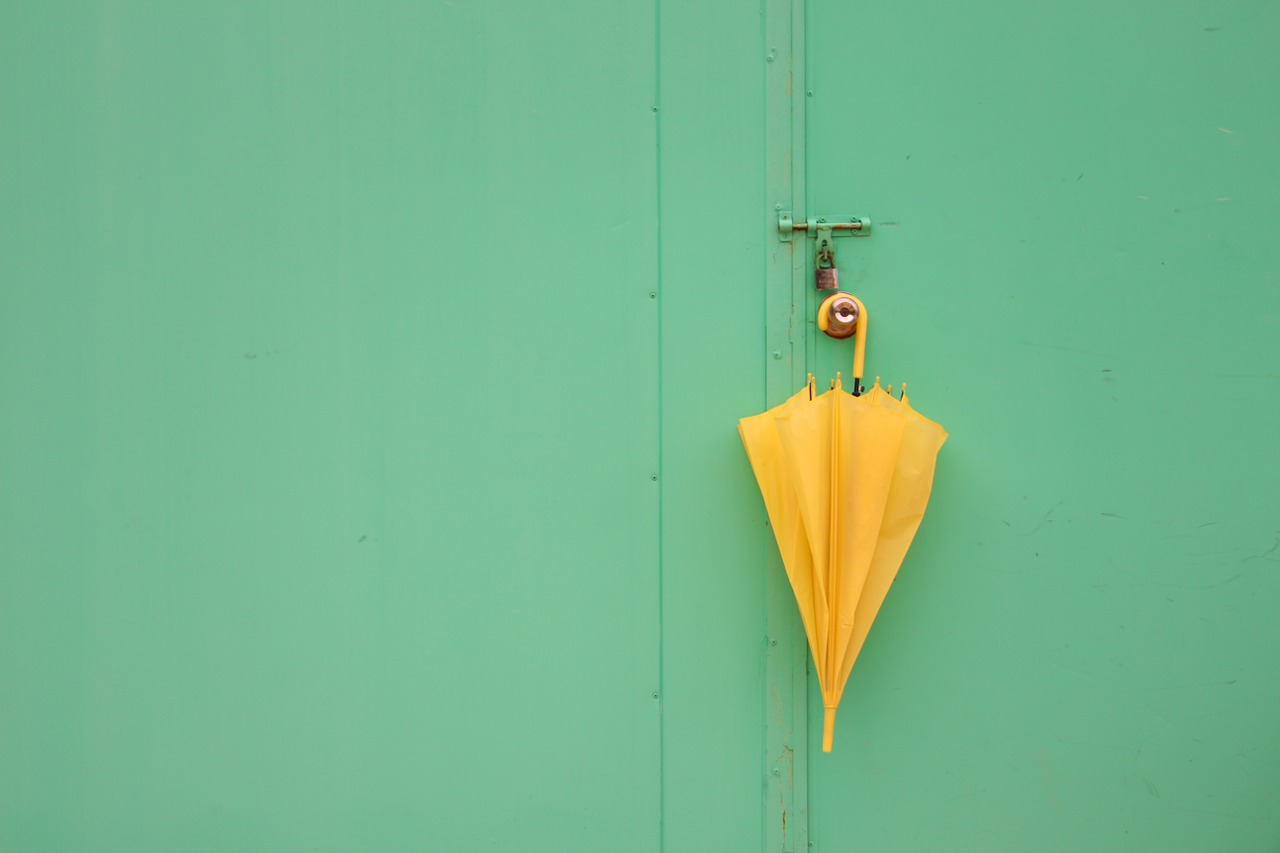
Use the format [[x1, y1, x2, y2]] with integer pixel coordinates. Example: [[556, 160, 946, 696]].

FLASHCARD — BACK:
[[817, 292, 869, 393], [848, 294, 868, 389]]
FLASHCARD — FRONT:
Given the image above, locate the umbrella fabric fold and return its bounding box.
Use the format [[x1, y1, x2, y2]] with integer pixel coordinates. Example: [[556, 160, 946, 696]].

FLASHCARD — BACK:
[[836, 383, 948, 694], [737, 377, 827, 664]]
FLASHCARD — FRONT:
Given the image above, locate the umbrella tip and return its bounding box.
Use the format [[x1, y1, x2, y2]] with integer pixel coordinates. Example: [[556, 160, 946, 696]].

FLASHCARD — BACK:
[[900, 382, 908, 402]]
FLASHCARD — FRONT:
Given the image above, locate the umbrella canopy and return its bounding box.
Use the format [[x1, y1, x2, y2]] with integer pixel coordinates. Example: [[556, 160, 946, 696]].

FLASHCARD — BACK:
[[739, 303, 947, 752]]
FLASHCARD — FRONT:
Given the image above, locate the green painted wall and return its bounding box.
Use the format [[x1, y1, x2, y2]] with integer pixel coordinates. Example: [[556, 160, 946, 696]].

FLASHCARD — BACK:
[[1, 2, 1277, 852]]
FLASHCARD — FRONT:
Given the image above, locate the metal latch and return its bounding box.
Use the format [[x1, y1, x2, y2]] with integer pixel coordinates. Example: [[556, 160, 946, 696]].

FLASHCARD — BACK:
[[778, 211, 872, 290], [776, 212, 872, 241]]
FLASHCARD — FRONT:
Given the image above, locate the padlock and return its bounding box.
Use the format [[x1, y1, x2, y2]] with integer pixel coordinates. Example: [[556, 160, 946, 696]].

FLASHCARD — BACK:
[[815, 234, 838, 290], [815, 265, 839, 290]]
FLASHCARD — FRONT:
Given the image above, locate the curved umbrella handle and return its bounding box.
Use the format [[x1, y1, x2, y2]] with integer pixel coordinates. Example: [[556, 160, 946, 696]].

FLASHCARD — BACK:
[[817, 292, 869, 394]]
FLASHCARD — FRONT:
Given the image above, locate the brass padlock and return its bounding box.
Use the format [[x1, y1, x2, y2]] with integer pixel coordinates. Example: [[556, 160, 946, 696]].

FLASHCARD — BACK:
[[814, 231, 838, 290], [815, 264, 839, 291]]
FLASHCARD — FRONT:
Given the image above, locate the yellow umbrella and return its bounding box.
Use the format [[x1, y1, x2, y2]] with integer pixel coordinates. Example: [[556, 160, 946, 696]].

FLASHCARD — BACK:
[[739, 295, 947, 752]]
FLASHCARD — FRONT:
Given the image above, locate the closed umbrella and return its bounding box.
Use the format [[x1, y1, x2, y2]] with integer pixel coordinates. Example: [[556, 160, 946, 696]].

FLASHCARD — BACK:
[[739, 296, 946, 751]]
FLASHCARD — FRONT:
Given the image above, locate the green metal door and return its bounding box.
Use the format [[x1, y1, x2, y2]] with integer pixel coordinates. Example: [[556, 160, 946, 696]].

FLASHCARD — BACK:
[[3, 2, 1278, 852], [800, 1, 1280, 849], [1, 2, 778, 850]]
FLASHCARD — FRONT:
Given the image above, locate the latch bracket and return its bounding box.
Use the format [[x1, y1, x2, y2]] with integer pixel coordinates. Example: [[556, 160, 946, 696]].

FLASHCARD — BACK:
[[777, 212, 872, 242]]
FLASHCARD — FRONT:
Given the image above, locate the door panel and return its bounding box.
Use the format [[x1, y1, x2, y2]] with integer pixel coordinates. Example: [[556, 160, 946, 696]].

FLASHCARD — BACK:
[[656, 3, 771, 849], [0, 4, 663, 850], [805, 1, 1280, 849]]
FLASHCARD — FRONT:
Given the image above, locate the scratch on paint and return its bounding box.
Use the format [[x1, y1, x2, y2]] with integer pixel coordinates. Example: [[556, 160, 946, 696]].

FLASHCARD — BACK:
[[1240, 536, 1280, 563], [1029, 502, 1063, 535]]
